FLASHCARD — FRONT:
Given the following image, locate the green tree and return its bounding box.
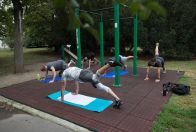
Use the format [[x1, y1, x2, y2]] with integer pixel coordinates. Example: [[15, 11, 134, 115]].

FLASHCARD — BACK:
[[138, 0, 195, 59], [12, 0, 24, 73], [0, 0, 168, 73], [0, 0, 14, 48]]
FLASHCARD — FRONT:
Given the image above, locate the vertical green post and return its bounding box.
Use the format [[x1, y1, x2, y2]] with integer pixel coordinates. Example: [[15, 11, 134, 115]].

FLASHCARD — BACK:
[[113, 1, 121, 87], [99, 15, 104, 67], [60, 44, 65, 60], [133, 15, 138, 76], [75, 8, 82, 68]]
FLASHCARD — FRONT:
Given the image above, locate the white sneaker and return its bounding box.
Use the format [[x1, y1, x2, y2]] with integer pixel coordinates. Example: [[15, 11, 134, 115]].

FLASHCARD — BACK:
[[155, 79, 160, 83], [144, 77, 149, 81]]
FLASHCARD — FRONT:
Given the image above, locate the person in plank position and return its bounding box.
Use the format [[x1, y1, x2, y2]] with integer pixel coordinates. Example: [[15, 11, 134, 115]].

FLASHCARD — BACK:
[[82, 52, 99, 69], [144, 42, 166, 82], [61, 59, 123, 109], [107, 55, 134, 70], [40, 60, 75, 83]]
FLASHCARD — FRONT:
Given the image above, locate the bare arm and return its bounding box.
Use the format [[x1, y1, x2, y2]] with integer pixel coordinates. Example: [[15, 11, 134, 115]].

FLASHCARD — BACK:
[[68, 60, 76, 67], [72, 81, 79, 95], [94, 57, 100, 64], [44, 70, 48, 79], [88, 59, 91, 69], [49, 66, 56, 83], [61, 80, 66, 101]]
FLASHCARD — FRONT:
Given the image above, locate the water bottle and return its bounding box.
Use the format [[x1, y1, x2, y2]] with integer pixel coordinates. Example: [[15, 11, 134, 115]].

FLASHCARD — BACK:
[[36, 74, 41, 80]]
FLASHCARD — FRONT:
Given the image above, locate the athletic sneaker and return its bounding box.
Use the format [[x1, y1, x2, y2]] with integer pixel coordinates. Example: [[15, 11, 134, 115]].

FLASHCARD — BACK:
[[162, 70, 166, 73], [144, 77, 149, 81], [91, 82, 97, 88], [113, 100, 123, 109], [108, 60, 122, 67], [155, 79, 160, 83]]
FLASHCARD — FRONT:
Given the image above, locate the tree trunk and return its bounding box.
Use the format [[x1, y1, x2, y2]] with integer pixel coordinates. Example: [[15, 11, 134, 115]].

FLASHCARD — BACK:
[[12, 0, 24, 73]]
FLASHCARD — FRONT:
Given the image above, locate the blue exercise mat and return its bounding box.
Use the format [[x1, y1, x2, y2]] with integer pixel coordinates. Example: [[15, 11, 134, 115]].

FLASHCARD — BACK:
[[48, 91, 113, 112], [101, 70, 128, 78], [40, 76, 62, 83]]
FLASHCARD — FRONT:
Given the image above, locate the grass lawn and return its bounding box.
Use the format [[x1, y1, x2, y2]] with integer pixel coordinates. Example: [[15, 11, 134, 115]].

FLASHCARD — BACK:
[[0, 48, 59, 75], [135, 60, 196, 132]]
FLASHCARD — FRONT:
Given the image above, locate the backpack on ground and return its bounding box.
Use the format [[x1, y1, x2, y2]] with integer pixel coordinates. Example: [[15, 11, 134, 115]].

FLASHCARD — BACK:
[[163, 82, 190, 96]]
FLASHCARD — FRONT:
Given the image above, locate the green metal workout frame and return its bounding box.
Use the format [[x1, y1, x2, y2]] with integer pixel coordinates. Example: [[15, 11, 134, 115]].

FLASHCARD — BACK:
[[76, 9, 105, 68], [74, 1, 138, 86]]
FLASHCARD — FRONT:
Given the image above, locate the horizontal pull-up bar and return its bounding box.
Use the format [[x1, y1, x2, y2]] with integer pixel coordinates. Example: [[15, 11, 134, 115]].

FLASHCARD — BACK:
[[79, 9, 102, 16], [79, 4, 130, 18], [120, 3, 129, 8], [79, 3, 129, 15], [90, 6, 114, 12], [104, 16, 134, 21]]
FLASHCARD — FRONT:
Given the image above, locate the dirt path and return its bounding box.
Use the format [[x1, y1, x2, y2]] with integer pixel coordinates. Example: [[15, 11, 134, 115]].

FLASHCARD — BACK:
[[0, 63, 43, 88]]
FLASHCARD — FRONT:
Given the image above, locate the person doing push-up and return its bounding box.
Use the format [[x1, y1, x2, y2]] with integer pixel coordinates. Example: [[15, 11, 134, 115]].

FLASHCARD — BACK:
[[61, 59, 122, 109], [107, 55, 133, 70], [82, 52, 99, 69], [40, 60, 74, 83]]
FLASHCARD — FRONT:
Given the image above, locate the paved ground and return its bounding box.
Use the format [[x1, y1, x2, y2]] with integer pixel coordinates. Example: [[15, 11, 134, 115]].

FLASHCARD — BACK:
[[0, 102, 73, 132], [0, 65, 183, 132], [0, 63, 74, 132]]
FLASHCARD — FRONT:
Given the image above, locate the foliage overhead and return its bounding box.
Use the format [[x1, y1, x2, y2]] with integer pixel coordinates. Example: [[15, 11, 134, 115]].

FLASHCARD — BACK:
[[0, 0, 195, 59]]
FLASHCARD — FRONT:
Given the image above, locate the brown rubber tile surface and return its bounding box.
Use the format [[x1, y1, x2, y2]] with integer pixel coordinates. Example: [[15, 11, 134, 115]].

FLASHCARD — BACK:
[[0, 67, 183, 132]]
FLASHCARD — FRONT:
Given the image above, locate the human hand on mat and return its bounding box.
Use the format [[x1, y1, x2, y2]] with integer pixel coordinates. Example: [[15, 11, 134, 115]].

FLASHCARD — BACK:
[[71, 92, 78, 95], [60, 97, 64, 102], [49, 80, 54, 83]]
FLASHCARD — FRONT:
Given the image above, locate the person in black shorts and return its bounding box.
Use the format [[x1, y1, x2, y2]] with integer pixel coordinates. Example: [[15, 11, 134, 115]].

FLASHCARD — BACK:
[[40, 60, 74, 83], [107, 55, 133, 70], [144, 43, 166, 82], [61, 59, 123, 109]]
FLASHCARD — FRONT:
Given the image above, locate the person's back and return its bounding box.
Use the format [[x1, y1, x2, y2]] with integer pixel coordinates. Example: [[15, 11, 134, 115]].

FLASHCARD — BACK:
[[47, 60, 67, 71], [148, 56, 165, 70], [62, 67, 82, 81]]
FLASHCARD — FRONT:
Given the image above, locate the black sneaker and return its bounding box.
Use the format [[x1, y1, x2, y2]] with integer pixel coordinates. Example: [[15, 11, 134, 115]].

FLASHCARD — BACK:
[[108, 60, 122, 67], [113, 100, 123, 109]]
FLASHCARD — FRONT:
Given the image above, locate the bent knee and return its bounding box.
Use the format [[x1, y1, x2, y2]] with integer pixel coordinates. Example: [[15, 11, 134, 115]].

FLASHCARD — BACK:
[[96, 83, 110, 93]]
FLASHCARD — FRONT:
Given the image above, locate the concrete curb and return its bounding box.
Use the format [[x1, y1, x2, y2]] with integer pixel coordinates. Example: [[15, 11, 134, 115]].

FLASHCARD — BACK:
[[0, 96, 91, 132]]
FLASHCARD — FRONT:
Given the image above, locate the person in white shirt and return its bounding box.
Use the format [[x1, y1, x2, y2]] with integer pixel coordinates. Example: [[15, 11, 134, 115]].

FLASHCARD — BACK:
[[61, 60, 122, 109]]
